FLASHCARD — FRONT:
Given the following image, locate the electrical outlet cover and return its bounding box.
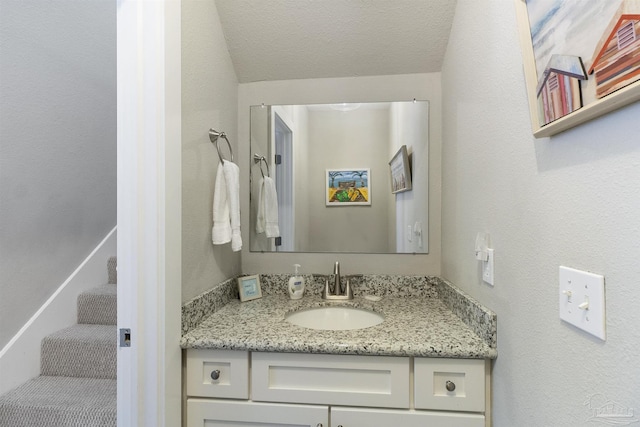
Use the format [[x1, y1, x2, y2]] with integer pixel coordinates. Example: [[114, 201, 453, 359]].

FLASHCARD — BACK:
[[482, 249, 494, 286], [559, 266, 606, 340]]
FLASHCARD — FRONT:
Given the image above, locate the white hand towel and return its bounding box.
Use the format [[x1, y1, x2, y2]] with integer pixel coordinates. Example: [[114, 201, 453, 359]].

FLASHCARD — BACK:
[[256, 176, 280, 238], [212, 165, 231, 245], [222, 161, 242, 252], [256, 178, 265, 234]]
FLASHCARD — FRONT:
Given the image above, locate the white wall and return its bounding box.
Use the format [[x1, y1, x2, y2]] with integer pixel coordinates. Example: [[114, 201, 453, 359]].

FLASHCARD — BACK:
[[293, 106, 310, 251], [441, 1, 640, 425], [248, 105, 271, 252], [307, 108, 390, 253], [389, 102, 429, 253], [181, 0, 241, 302], [0, 1, 116, 348], [239, 74, 442, 275]]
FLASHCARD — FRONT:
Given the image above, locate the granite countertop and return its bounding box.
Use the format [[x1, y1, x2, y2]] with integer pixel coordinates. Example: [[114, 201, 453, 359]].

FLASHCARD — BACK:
[[181, 277, 498, 359]]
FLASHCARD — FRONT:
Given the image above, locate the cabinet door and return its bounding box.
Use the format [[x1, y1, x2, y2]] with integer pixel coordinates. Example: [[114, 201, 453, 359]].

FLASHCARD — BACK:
[[331, 407, 485, 427], [187, 398, 328, 427], [414, 358, 485, 412], [186, 349, 249, 399]]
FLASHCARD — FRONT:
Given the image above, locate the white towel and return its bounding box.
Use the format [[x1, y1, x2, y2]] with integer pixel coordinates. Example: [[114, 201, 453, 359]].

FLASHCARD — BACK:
[[256, 176, 280, 238], [212, 161, 242, 252], [212, 165, 230, 245], [223, 161, 242, 251]]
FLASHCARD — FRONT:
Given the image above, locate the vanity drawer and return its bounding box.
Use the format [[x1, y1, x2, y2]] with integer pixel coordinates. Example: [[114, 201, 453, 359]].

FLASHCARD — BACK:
[[252, 352, 410, 408], [185, 349, 249, 399], [414, 358, 485, 412]]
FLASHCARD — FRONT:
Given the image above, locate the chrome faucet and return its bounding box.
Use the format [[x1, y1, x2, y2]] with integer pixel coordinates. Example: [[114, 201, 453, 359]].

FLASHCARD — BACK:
[[322, 262, 355, 300], [333, 261, 342, 294]]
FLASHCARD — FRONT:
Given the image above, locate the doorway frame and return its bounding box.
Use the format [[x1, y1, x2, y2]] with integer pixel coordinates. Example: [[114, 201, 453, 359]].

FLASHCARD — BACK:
[[272, 109, 295, 251], [116, 0, 182, 425]]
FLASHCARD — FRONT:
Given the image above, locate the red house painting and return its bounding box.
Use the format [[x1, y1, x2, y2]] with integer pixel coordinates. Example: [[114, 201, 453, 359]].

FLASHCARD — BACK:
[[536, 54, 587, 126], [588, 0, 640, 98]]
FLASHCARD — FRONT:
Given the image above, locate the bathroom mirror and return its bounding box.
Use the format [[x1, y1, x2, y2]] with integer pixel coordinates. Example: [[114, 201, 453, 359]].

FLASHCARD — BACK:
[[250, 101, 429, 254]]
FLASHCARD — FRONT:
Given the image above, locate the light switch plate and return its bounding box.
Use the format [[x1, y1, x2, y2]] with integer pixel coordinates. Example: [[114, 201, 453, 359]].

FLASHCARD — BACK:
[[482, 249, 494, 286], [559, 266, 606, 340]]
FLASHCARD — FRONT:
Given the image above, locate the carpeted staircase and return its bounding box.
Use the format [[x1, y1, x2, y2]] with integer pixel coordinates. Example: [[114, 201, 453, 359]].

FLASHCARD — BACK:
[[0, 257, 117, 426]]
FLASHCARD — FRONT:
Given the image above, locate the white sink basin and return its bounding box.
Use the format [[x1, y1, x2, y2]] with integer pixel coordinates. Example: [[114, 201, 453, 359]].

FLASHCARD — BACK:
[[285, 306, 384, 331]]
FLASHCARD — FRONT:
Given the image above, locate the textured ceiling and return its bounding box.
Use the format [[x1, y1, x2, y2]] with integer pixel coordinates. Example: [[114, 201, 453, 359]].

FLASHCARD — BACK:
[[214, 0, 457, 83]]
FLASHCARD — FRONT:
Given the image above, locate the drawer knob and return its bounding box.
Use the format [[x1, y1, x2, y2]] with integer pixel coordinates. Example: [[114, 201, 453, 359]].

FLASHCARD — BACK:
[[316, 424, 324, 427], [210, 369, 221, 381], [446, 380, 456, 392]]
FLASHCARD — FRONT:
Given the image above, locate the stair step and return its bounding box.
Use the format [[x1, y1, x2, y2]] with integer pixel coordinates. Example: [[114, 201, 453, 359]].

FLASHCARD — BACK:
[[77, 284, 117, 325], [41, 325, 116, 379], [0, 376, 115, 427]]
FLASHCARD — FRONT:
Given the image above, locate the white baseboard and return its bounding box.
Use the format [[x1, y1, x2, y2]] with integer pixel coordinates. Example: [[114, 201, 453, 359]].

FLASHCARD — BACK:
[[0, 226, 117, 395]]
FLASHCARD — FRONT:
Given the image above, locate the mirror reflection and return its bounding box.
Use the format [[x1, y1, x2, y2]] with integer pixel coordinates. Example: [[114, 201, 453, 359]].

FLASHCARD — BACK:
[[250, 101, 429, 254]]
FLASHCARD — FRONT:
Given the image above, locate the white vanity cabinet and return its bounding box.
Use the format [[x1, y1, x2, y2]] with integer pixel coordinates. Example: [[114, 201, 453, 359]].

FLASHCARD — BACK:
[[185, 349, 490, 427]]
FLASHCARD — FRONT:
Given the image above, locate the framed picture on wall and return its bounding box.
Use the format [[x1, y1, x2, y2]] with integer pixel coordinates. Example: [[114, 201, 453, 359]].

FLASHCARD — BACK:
[[326, 168, 371, 206], [389, 145, 412, 194], [515, 0, 640, 138]]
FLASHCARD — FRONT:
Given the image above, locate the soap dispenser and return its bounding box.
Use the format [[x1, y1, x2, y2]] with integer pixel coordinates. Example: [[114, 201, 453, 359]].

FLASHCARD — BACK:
[[288, 264, 305, 300]]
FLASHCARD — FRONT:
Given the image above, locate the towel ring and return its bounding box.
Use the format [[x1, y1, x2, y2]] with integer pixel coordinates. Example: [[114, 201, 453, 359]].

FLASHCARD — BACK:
[[209, 129, 234, 164], [253, 154, 270, 178]]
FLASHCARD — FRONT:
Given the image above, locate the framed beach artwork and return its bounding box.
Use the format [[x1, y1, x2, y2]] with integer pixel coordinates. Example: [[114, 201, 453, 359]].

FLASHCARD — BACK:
[[389, 145, 412, 194], [515, 0, 640, 137], [326, 169, 371, 206]]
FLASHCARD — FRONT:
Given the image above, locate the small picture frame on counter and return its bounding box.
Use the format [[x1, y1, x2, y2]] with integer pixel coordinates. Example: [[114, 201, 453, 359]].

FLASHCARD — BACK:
[[237, 274, 262, 302]]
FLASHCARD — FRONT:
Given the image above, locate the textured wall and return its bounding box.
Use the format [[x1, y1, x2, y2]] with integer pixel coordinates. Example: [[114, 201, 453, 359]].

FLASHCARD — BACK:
[[389, 102, 429, 253], [0, 1, 116, 348], [181, 0, 241, 303], [441, 1, 640, 425], [248, 105, 270, 252], [292, 105, 310, 252], [214, 0, 455, 83], [307, 108, 390, 253]]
